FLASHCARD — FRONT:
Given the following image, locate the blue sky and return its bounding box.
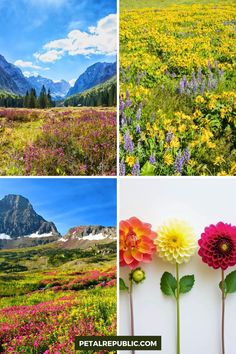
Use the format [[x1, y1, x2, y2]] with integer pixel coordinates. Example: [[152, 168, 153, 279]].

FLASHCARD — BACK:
[[0, 0, 117, 84], [0, 178, 117, 235]]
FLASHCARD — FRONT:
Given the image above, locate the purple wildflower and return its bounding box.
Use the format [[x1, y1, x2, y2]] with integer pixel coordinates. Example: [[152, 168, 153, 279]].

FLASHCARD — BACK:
[[120, 160, 126, 176], [136, 125, 141, 134], [124, 131, 134, 152], [120, 100, 125, 112], [121, 112, 126, 126], [166, 132, 174, 144], [183, 148, 190, 164], [136, 108, 141, 120], [132, 161, 140, 176], [174, 153, 184, 175], [149, 155, 156, 164]]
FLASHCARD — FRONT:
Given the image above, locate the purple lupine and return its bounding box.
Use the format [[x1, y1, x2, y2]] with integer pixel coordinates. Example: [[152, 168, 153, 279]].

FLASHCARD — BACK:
[[136, 108, 141, 120], [136, 125, 141, 134], [166, 132, 174, 144], [125, 99, 132, 107], [139, 102, 143, 109], [120, 100, 125, 112], [120, 160, 126, 176], [174, 153, 184, 175], [126, 89, 130, 99], [124, 131, 134, 152], [121, 112, 126, 126], [183, 148, 190, 164], [149, 155, 156, 164], [132, 161, 140, 176], [179, 79, 185, 94]]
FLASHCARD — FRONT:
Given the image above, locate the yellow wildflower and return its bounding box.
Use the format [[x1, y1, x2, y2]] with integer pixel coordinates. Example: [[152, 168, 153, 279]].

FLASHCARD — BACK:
[[164, 153, 173, 166], [125, 156, 136, 167]]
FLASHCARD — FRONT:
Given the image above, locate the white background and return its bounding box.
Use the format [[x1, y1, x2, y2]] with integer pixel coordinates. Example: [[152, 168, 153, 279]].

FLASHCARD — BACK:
[[119, 177, 236, 354]]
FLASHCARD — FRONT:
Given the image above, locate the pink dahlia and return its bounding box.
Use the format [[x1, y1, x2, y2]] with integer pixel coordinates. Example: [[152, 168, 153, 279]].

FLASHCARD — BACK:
[[120, 216, 156, 269], [198, 222, 236, 270]]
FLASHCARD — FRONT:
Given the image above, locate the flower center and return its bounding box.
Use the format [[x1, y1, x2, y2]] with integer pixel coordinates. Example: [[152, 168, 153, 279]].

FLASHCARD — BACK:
[[216, 237, 233, 255], [125, 229, 138, 250]]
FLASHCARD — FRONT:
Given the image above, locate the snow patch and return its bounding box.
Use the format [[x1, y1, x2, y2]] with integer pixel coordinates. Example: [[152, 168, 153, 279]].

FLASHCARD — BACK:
[[83, 233, 107, 241], [58, 238, 67, 242], [25, 231, 53, 238], [0, 233, 11, 240]]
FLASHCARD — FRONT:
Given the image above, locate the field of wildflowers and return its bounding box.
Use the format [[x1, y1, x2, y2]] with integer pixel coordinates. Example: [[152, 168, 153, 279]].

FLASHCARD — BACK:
[[0, 107, 116, 176], [120, 2, 236, 175], [0, 245, 116, 353]]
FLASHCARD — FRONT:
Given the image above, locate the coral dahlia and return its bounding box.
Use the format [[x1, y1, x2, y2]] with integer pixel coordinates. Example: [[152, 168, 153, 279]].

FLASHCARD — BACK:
[[198, 222, 236, 270], [155, 219, 197, 264], [119, 216, 156, 269]]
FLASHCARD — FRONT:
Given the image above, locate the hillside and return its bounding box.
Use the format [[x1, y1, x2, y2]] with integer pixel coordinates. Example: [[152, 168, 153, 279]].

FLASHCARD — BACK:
[[0, 241, 116, 353], [64, 76, 117, 107], [0, 55, 31, 95], [0, 90, 23, 107], [67, 61, 116, 97]]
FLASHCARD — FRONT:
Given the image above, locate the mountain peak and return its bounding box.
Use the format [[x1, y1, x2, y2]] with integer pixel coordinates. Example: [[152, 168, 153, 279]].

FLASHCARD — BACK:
[[0, 194, 60, 239], [67, 61, 116, 97]]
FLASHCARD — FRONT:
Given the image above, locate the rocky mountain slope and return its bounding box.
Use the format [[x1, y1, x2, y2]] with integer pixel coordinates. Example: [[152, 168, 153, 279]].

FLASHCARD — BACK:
[[0, 195, 60, 248], [0, 55, 31, 95], [57, 225, 116, 249], [67, 62, 116, 97], [28, 75, 70, 100]]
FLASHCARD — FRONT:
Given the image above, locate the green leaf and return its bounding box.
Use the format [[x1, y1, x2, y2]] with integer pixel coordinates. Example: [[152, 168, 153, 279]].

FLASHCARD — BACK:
[[160, 272, 177, 297], [220, 271, 236, 295], [140, 161, 155, 176], [179, 275, 195, 294], [119, 278, 129, 291]]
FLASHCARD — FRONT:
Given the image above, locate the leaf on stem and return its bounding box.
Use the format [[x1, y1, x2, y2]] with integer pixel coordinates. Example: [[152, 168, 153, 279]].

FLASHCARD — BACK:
[[219, 270, 236, 295], [119, 278, 129, 291], [160, 272, 177, 296], [179, 275, 195, 294]]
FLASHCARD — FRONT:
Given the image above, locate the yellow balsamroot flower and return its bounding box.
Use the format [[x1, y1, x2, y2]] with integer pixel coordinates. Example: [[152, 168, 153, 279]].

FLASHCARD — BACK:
[[170, 136, 180, 149], [155, 219, 197, 264], [195, 95, 205, 104], [125, 156, 136, 167], [214, 156, 225, 166], [164, 153, 173, 166], [217, 171, 228, 176]]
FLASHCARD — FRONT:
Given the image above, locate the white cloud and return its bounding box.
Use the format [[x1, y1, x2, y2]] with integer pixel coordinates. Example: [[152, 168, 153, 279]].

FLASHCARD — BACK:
[[34, 50, 64, 63], [15, 60, 42, 70], [35, 14, 117, 63]]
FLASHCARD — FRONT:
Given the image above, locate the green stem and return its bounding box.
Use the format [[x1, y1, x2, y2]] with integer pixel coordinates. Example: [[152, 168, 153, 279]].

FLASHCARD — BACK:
[[129, 279, 135, 354], [221, 269, 225, 354], [176, 263, 180, 354]]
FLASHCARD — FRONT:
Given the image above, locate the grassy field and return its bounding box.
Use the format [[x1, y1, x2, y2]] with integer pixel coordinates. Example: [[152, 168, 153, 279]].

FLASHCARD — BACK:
[[0, 242, 116, 353], [120, 0, 233, 10], [120, 1, 236, 176], [0, 107, 116, 176]]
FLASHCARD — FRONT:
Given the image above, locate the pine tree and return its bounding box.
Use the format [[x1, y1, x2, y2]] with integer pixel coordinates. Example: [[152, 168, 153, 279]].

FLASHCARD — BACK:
[[24, 90, 29, 108], [39, 85, 48, 109], [29, 88, 37, 108]]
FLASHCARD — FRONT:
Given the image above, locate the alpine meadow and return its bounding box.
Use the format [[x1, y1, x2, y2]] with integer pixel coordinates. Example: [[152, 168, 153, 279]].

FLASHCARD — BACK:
[[120, 0, 236, 176]]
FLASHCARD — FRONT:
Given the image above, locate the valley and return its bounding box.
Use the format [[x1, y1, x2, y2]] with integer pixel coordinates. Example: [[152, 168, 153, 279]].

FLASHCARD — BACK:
[[0, 193, 117, 353], [0, 55, 117, 176]]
